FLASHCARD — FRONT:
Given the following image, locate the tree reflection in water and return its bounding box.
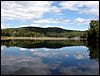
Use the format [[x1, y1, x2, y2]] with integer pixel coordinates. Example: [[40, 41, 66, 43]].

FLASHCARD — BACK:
[[86, 40, 99, 62], [1, 40, 99, 61]]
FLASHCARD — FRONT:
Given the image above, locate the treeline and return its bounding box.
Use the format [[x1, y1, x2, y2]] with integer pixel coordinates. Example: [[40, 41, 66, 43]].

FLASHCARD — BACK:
[[1, 27, 86, 38]]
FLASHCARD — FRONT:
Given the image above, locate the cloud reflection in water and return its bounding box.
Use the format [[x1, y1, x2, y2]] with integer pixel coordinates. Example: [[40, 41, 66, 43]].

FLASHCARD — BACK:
[[1, 45, 99, 75]]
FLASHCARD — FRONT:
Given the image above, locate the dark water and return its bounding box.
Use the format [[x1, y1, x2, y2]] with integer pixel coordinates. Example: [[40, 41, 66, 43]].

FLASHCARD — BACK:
[[1, 40, 99, 75]]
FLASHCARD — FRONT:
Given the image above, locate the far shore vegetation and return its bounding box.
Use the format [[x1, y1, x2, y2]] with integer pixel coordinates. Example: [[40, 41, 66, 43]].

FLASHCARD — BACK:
[[1, 20, 99, 43]]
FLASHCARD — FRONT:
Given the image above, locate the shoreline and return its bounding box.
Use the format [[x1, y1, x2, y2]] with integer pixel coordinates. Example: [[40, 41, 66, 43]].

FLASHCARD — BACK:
[[1, 37, 86, 40]]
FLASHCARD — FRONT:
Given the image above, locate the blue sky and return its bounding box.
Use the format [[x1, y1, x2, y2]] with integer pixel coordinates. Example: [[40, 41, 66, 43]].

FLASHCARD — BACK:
[[1, 1, 99, 31]]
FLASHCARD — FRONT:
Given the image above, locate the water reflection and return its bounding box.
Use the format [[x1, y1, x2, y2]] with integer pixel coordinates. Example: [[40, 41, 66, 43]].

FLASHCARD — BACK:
[[89, 47, 99, 62], [1, 40, 85, 48], [1, 40, 99, 75]]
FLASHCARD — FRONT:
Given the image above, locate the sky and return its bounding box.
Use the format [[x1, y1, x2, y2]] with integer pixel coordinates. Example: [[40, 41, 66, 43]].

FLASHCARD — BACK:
[[1, 1, 99, 31]]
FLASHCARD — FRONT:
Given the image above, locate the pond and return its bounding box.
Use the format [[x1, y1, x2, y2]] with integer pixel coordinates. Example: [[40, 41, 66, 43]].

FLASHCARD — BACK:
[[1, 40, 99, 75]]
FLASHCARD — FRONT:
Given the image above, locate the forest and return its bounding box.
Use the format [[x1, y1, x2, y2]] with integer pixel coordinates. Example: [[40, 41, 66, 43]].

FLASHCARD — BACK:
[[1, 27, 86, 38]]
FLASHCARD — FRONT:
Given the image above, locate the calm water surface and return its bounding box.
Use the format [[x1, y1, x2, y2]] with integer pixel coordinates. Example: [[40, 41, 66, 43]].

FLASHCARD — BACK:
[[1, 40, 99, 75]]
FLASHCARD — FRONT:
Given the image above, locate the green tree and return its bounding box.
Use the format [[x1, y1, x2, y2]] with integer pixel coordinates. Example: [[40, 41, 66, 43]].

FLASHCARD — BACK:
[[87, 20, 99, 44]]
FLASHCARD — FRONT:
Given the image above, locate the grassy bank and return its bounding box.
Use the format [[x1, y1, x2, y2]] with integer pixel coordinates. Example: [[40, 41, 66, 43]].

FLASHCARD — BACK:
[[1, 37, 86, 40]]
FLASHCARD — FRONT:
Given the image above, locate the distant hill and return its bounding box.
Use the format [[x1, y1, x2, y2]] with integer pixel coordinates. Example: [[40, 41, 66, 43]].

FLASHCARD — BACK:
[[1, 27, 86, 37], [21, 26, 78, 33]]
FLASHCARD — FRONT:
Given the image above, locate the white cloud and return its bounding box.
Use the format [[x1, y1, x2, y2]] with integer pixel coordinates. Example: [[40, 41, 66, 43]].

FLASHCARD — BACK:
[[19, 22, 64, 28], [34, 19, 52, 24], [64, 20, 70, 23], [60, 1, 99, 16], [51, 6, 61, 13], [1, 22, 10, 29], [1, 1, 98, 31], [44, 25, 64, 28], [60, 1, 79, 11], [20, 23, 64, 29], [74, 18, 91, 25], [74, 18, 85, 23], [1, 1, 53, 20], [1, 23, 5, 29], [20, 24, 40, 27], [16, 17, 91, 30], [33, 18, 69, 24]]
